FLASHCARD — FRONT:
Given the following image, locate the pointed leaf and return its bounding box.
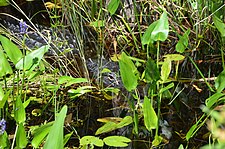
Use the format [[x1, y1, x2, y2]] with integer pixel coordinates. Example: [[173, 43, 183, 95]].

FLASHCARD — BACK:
[[176, 29, 190, 53], [151, 11, 169, 41], [95, 122, 117, 135], [161, 59, 171, 83], [0, 35, 22, 64], [142, 21, 158, 45], [143, 96, 158, 131], [31, 122, 53, 148], [119, 52, 138, 91], [0, 48, 13, 77], [215, 70, 225, 93], [16, 123, 28, 148], [14, 96, 26, 123], [163, 54, 185, 61], [44, 105, 67, 149], [107, 0, 120, 15], [16, 45, 49, 70], [213, 15, 225, 37]]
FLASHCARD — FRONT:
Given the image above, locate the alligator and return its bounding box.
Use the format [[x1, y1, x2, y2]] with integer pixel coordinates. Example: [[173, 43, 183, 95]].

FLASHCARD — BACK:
[[0, 18, 122, 88]]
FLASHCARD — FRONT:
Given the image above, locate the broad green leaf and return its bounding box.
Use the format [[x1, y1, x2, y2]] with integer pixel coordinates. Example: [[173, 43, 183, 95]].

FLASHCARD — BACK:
[[213, 15, 225, 37], [116, 116, 133, 128], [14, 96, 26, 123], [205, 92, 224, 109], [107, 0, 120, 15], [58, 76, 88, 87], [0, 132, 9, 148], [31, 122, 53, 148], [143, 96, 158, 131], [161, 59, 171, 83], [80, 136, 104, 147], [119, 52, 138, 91], [0, 89, 10, 108], [0, 48, 13, 77], [95, 122, 117, 135], [103, 136, 131, 147], [151, 11, 169, 41], [176, 29, 190, 53], [163, 54, 185, 61], [44, 105, 67, 149], [141, 21, 158, 45], [215, 70, 225, 93], [145, 58, 160, 82], [0, 35, 22, 64], [0, 0, 9, 6], [16, 45, 49, 70], [16, 123, 28, 148]]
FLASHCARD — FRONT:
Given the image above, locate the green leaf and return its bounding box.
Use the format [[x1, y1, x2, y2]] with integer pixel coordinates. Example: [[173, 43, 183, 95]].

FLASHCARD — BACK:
[[159, 83, 174, 94], [151, 11, 169, 41], [31, 122, 53, 148], [44, 105, 68, 149], [0, 132, 9, 148], [63, 132, 73, 146], [58, 76, 88, 87], [16, 123, 28, 148], [141, 21, 158, 45], [0, 0, 9, 6], [89, 20, 105, 28], [176, 29, 190, 53], [107, 0, 120, 15], [16, 45, 49, 71], [0, 47, 13, 77], [205, 92, 224, 109], [116, 116, 133, 128], [178, 144, 184, 149], [186, 123, 197, 141], [119, 52, 138, 91], [80, 136, 104, 147], [161, 59, 171, 83], [68, 86, 95, 98], [0, 35, 22, 64], [103, 136, 131, 147], [163, 54, 185, 61], [215, 70, 225, 93], [213, 15, 225, 37], [152, 135, 163, 147], [95, 122, 117, 135], [14, 96, 26, 124], [143, 96, 158, 131], [145, 58, 160, 82], [0, 89, 9, 108]]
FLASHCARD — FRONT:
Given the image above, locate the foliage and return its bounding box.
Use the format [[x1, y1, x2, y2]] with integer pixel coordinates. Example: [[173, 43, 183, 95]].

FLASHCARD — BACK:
[[0, 0, 225, 148]]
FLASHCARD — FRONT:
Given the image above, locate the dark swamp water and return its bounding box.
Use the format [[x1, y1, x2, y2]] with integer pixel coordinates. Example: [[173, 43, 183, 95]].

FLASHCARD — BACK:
[[0, 0, 223, 148]]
